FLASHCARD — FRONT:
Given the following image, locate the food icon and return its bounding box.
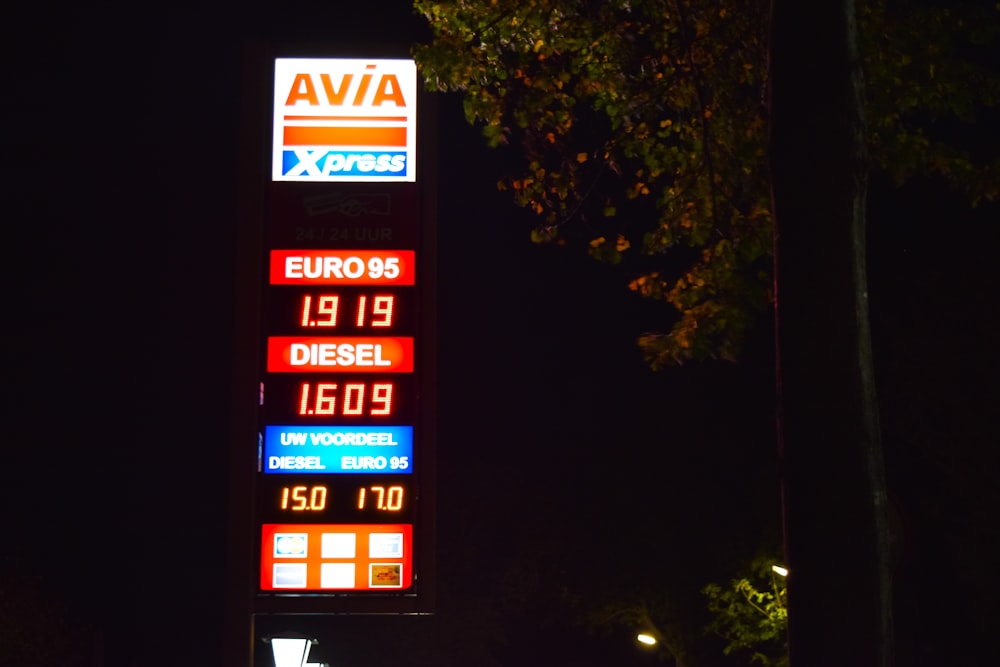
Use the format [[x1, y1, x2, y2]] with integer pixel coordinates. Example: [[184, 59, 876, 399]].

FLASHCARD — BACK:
[[369, 564, 402, 587]]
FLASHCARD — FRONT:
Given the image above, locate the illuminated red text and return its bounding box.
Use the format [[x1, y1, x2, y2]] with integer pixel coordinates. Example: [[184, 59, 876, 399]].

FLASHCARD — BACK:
[[270, 250, 415, 285], [299, 294, 394, 328], [298, 382, 394, 417], [267, 337, 413, 372]]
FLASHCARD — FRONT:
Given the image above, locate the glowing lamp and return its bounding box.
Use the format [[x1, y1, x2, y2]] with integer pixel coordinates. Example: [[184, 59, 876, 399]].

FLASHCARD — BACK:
[[636, 633, 658, 646], [267, 635, 317, 667], [772, 565, 789, 577]]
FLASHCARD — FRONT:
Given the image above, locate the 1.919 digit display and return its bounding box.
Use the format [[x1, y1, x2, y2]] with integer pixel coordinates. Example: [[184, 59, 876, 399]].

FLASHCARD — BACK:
[[265, 287, 416, 336]]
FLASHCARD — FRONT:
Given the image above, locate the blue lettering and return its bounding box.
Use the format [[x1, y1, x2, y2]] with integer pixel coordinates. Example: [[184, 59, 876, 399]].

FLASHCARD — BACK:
[[283, 150, 408, 177]]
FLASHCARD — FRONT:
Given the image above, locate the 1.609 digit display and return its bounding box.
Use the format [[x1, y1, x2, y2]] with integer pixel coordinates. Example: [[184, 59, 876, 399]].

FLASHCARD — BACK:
[[263, 375, 416, 424]]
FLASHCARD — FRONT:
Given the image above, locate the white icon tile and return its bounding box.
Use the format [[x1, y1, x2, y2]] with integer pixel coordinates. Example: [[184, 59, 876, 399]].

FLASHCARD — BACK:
[[273, 563, 307, 588], [369, 533, 403, 558], [321, 532, 357, 559], [320, 563, 356, 589]]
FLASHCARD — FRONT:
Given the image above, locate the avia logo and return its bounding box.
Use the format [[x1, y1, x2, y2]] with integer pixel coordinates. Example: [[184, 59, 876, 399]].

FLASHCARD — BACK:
[[272, 58, 417, 182], [283, 69, 407, 108]]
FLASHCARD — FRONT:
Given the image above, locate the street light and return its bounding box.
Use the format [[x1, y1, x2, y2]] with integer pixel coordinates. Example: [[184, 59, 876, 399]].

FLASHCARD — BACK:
[[771, 565, 788, 577], [636, 632, 658, 647]]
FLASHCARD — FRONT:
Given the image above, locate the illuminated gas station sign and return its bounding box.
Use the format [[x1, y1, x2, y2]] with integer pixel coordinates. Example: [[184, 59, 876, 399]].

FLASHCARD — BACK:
[[249, 57, 432, 612], [272, 59, 417, 182]]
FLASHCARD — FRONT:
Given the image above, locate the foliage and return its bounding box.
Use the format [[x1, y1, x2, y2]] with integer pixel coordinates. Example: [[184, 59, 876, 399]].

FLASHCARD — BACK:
[[582, 595, 702, 666], [0, 572, 89, 667], [413, 0, 1000, 367], [702, 555, 788, 666]]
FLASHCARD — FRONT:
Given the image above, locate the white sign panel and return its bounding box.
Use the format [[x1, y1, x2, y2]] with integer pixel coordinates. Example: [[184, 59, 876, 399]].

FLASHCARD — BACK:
[[273, 58, 417, 182]]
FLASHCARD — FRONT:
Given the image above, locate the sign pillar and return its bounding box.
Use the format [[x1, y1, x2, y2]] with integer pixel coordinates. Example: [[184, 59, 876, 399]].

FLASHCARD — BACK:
[[229, 52, 436, 667]]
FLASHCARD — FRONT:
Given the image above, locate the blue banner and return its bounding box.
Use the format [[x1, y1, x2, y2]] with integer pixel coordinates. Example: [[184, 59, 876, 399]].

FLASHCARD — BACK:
[[263, 425, 413, 474]]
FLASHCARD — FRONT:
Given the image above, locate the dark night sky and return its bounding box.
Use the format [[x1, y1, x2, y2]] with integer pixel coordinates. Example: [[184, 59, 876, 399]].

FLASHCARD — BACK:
[[3, 2, 999, 666]]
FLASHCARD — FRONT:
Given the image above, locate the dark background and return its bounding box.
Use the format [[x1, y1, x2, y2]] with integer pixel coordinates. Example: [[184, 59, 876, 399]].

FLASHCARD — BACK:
[[3, 1, 998, 665]]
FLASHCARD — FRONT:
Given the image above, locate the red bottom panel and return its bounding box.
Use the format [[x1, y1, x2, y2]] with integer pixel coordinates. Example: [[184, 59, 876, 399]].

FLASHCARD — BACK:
[[260, 523, 412, 591]]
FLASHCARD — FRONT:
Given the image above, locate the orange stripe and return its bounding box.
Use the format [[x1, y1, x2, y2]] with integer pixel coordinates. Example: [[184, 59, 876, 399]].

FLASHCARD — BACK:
[[284, 126, 406, 147]]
